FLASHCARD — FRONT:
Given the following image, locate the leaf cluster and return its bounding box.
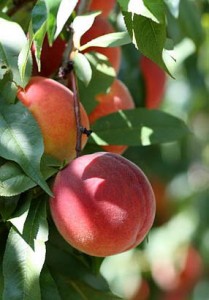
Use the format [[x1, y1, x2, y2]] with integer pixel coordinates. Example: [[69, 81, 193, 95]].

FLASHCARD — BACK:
[[0, 0, 202, 299]]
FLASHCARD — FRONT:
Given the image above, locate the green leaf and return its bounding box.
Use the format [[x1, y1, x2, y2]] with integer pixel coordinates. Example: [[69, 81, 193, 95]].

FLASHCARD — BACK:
[[0, 2, 9, 12], [74, 52, 92, 86], [44, 0, 62, 44], [0, 160, 57, 197], [31, 0, 48, 71], [55, 0, 78, 39], [22, 197, 48, 249], [118, 0, 165, 23], [9, 196, 31, 237], [31, 21, 47, 72], [72, 12, 101, 48], [0, 223, 8, 297], [178, 0, 204, 48], [78, 52, 115, 114], [0, 17, 31, 87], [0, 101, 52, 196], [31, 0, 48, 33], [50, 274, 122, 300], [0, 74, 17, 104], [79, 31, 131, 51], [132, 14, 170, 73], [32, 0, 77, 46], [143, 0, 165, 23], [89, 108, 190, 146], [3, 226, 47, 300], [18, 37, 32, 85], [40, 266, 61, 300], [164, 0, 180, 18], [69, 280, 122, 300], [0, 195, 20, 221], [46, 238, 109, 291], [121, 1, 173, 75], [0, 162, 36, 197], [0, 57, 8, 80]]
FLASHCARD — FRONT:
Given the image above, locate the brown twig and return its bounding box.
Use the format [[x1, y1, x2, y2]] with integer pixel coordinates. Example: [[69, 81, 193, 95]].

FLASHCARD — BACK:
[[58, 0, 92, 158], [69, 70, 83, 157]]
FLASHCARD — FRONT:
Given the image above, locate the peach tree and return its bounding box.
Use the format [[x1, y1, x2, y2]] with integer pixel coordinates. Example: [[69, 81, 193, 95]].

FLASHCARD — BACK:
[[0, 0, 206, 299]]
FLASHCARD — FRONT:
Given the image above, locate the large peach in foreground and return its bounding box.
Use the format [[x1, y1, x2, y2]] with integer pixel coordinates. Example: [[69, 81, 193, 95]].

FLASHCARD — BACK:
[[81, 16, 121, 73], [89, 79, 135, 154], [50, 152, 156, 257], [17, 76, 89, 162]]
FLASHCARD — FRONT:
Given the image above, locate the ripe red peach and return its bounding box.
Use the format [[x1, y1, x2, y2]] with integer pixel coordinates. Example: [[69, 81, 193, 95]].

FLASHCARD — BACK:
[[150, 178, 173, 225], [152, 246, 203, 292], [17, 76, 89, 162], [89, 0, 116, 17], [140, 56, 166, 109], [89, 79, 135, 155], [81, 16, 121, 73], [32, 36, 66, 77], [131, 279, 150, 300], [160, 290, 188, 300], [50, 152, 156, 257]]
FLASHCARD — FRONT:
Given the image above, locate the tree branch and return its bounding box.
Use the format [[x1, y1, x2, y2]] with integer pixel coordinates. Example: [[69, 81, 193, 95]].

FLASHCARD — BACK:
[[69, 71, 83, 157], [58, 0, 92, 158]]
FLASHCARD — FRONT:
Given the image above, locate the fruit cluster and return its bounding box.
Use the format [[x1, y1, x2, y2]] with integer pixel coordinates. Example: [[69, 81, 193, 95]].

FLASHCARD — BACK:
[[17, 0, 156, 257]]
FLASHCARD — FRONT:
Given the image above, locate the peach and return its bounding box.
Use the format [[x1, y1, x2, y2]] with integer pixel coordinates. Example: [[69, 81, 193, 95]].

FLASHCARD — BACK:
[[150, 178, 173, 225], [140, 56, 166, 109], [131, 279, 150, 300], [50, 152, 156, 257], [17, 76, 89, 162], [89, 0, 116, 17], [177, 246, 203, 292], [160, 290, 188, 300], [152, 246, 203, 292], [32, 36, 66, 77], [89, 79, 135, 154], [81, 16, 121, 73]]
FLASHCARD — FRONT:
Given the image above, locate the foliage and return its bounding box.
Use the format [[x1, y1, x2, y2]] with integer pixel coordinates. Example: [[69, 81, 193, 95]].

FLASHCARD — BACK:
[[0, 0, 208, 299]]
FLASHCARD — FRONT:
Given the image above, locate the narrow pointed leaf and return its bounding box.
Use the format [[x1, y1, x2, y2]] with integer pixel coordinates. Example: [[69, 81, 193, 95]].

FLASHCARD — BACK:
[[78, 52, 115, 114], [0, 195, 20, 221], [40, 266, 61, 300], [55, 0, 78, 39], [3, 227, 46, 300], [9, 195, 31, 234], [73, 53, 92, 86], [0, 162, 37, 197], [0, 17, 31, 87], [72, 12, 101, 48], [0, 161, 57, 197], [118, 0, 165, 23], [132, 14, 170, 74], [22, 197, 48, 249], [79, 31, 131, 51], [18, 39, 32, 86], [164, 0, 180, 18], [44, 0, 62, 44], [31, 0, 48, 33], [51, 274, 122, 300]]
